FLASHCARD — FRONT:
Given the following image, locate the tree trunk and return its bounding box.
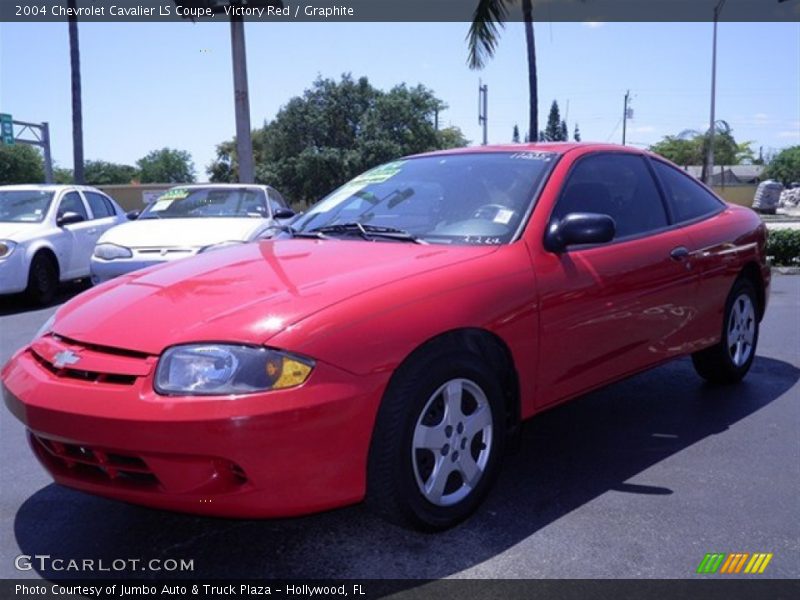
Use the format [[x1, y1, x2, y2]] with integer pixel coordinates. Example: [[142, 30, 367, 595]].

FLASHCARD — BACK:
[[68, 0, 84, 184], [522, 0, 538, 143]]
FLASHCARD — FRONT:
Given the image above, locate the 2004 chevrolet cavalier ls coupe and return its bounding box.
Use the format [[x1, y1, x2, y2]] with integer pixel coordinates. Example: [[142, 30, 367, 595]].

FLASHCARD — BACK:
[[2, 143, 769, 529]]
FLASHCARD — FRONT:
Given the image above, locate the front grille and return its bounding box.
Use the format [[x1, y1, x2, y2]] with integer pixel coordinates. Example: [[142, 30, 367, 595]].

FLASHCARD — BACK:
[[32, 434, 159, 489], [135, 248, 194, 256], [53, 335, 150, 360], [30, 350, 137, 385]]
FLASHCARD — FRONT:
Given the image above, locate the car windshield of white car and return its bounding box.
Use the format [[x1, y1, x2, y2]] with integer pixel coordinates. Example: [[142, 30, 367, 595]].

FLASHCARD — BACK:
[[0, 191, 55, 223], [139, 188, 268, 219], [292, 152, 557, 245]]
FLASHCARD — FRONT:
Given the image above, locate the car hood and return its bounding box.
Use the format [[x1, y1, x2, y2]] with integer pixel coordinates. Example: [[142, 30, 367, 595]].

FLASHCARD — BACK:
[[98, 218, 268, 248], [0, 221, 42, 240], [53, 239, 499, 355]]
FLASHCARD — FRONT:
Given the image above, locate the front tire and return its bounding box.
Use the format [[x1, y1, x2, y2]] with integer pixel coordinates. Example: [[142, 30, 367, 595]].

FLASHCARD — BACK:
[[692, 278, 759, 384], [367, 342, 506, 530], [25, 253, 58, 306]]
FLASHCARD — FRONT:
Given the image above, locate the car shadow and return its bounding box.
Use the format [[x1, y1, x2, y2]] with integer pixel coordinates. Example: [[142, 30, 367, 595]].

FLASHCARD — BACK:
[[0, 281, 91, 317], [13, 355, 799, 583]]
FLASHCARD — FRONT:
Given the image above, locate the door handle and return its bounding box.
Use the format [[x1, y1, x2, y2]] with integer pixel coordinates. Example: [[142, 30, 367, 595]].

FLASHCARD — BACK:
[[670, 246, 690, 261], [87, 228, 98, 235]]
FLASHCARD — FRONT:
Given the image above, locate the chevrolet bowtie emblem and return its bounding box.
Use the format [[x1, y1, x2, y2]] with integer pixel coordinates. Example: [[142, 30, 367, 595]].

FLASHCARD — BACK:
[[53, 350, 80, 368]]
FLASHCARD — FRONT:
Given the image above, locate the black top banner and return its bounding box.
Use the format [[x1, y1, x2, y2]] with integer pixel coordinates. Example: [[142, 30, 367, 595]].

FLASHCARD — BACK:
[[1, 0, 798, 23]]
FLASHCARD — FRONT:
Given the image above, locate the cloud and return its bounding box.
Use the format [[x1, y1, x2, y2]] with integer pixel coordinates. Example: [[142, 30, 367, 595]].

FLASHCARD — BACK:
[[630, 125, 656, 134], [777, 130, 800, 139], [583, 21, 605, 28]]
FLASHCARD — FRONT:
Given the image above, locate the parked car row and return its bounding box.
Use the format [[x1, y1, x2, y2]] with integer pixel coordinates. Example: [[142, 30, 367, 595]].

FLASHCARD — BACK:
[[0, 183, 294, 304], [1, 143, 770, 530]]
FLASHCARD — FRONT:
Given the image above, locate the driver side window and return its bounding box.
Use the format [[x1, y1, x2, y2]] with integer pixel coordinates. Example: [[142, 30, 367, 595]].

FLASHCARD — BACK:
[[553, 153, 668, 239], [57, 192, 88, 220]]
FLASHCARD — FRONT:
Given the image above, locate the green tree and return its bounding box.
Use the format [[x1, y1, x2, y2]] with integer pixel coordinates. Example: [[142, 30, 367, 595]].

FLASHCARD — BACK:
[[764, 146, 800, 185], [208, 74, 467, 206], [0, 145, 45, 184], [573, 123, 581, 142], [650, 136, 703, 166], [53, 167, 74, 184], [468, 0, 539, 142], [137, 148, 195, 184], [512, 124, 520, 143], [84, 160, 138, 185], [541, 100, 567, 142], [650, 121, 747, 169]]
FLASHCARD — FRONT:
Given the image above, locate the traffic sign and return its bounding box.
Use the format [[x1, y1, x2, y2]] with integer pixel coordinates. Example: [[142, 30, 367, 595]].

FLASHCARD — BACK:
[[0, 113, 14, 146]]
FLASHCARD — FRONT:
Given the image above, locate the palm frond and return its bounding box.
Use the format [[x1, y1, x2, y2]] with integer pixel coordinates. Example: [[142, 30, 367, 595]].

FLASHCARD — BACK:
[[467, 0, 514, 70]]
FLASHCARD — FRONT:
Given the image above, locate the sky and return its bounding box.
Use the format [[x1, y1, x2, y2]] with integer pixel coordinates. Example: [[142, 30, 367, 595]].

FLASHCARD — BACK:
[[1, 20, 798, 181]]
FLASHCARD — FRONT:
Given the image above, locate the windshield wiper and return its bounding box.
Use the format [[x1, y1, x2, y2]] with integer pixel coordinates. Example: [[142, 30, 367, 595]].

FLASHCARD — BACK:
[[308, 222, 426, 244], [262, 223, 328, 239]]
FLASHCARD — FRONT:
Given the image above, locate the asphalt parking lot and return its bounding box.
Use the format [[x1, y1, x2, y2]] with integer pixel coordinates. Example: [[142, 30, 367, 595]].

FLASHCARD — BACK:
[[0, 276, 797, 582]]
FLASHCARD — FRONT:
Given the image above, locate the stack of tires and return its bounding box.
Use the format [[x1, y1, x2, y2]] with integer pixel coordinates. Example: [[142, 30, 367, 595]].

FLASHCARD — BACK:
[[752, 180, 784, 214]]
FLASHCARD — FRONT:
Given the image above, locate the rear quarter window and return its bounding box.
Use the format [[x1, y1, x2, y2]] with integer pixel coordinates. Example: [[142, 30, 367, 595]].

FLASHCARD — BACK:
[[651, 160, 724, 223]]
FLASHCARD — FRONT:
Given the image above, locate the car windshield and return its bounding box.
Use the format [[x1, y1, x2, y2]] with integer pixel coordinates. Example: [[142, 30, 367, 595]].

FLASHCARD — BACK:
[[0, 190, 55, 223], [139, 187, 269, 219], [292, 152, 556, 245]]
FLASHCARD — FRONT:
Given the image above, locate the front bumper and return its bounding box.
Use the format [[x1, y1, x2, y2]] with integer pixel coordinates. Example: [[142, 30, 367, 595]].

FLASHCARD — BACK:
[[2, 338, 389, 518], [0, 249, 29, 295]]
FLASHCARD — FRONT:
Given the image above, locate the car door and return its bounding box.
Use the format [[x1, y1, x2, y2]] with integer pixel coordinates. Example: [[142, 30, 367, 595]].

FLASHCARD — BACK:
[[649, 159, 734, 344], [533, 152, 700, 408], [55, 190, 95, 278], [83, 189, 123, 239]]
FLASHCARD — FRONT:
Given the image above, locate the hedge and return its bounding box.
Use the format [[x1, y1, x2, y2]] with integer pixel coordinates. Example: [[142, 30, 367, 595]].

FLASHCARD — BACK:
[[767, 228, 800, 266]]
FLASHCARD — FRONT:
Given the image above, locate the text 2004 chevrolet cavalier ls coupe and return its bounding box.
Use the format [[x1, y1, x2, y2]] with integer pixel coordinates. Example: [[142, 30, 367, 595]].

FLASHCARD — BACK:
[[2, 143, 769, 529]]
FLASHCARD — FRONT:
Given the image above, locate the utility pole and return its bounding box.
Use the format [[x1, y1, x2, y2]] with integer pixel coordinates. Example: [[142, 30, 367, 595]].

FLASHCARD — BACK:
[[230, 14, 254, 183], [705, 0, 727, 185], [478, 79, 488, 146], [622, 90, 630, 146], [67, 0, 84, 184]]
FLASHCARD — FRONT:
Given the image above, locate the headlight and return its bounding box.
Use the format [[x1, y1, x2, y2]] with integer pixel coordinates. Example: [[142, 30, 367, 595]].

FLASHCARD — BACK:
[[33, 315, 56, 341], [94, 243, 132, 260], [154, 344, 314, 396], [198, 241, 244, 254], [0, 240, 17, 259]]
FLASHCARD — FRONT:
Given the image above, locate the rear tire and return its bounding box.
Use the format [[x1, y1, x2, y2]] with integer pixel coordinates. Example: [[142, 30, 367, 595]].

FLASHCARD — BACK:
[[25, 253, 58, 306], [692, 278, 759, 384], [366, 341, 506, 530]]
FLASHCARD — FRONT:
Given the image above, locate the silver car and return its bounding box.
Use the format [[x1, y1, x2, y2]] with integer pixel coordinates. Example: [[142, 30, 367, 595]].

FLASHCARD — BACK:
[[0, 185, 126, 304]]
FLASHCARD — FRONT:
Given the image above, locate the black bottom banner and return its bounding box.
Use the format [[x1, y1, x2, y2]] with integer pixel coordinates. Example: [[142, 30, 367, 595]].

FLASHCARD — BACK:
[[3, 579, 800, 600]]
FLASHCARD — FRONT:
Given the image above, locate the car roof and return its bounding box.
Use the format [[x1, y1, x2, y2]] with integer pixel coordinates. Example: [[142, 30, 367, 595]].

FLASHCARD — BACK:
[[165, 183, 271, 190], [0, 184, 108, 192], [411, 142, 646, 159]]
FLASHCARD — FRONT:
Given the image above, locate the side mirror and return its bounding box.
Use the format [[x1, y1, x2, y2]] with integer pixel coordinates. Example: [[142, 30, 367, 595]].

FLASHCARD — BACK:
[[544, 212, 616, 253], [273, 208, 295, 219], [56, 211, 85, 227], [126, 210, 141, 220]]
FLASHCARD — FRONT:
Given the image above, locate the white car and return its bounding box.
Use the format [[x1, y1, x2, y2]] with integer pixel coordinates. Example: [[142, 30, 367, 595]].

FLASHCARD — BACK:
[[90, 184, 294, 284], [0, 184, 126, 304]]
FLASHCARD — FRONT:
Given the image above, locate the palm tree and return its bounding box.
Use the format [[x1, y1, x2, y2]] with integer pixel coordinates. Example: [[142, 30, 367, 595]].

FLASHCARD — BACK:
[[68, 0, 84, 184], [468, 0, 538, 143]]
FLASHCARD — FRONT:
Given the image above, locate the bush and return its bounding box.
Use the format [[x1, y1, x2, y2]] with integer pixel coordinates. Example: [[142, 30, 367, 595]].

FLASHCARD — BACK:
[[767, 228, 800, 266]]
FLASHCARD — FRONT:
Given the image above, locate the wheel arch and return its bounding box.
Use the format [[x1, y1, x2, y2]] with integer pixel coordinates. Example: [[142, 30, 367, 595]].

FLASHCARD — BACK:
[[738, 261, 765, 321], [391, 327, 522, 443], [27, 244, 61, 281]]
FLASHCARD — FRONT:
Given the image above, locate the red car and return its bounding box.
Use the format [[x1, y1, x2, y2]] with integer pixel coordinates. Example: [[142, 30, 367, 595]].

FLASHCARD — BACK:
[[2, 143, 769, 530]]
